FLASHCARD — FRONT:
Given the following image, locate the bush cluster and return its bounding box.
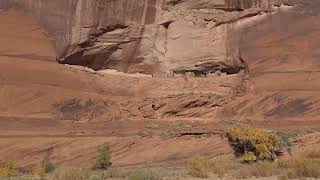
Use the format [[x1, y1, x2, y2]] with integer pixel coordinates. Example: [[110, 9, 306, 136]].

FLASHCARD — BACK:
[[226, 125, 284, 162], [0, 162, 17, 177]]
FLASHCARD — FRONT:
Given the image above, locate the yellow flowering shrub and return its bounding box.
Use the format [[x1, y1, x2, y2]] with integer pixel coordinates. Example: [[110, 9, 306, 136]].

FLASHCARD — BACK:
[[226, 125, 284, 162], [0, 162, 17, 177]]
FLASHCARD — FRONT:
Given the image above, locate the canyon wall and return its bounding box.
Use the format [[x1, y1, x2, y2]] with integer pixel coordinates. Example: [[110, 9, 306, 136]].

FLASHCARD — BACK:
[[0, 0, 10, 9], [9, 0, 275, 76]]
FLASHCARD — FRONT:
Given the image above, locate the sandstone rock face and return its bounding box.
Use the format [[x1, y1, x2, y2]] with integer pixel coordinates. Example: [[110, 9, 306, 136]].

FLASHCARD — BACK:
[[10, 0, 276, 75], [0, 0, 11, 9]]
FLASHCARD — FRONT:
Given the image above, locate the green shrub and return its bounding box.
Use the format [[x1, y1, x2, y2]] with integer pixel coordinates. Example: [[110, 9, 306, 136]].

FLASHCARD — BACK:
[[226, 125, 284, 162], [91, 143, 112, 170], [42, 160, 55, 173], [186, 155, 209, 178], [50, 167, 90, 180], [0, 162, 17, 177], [127, 168, 161, 180]]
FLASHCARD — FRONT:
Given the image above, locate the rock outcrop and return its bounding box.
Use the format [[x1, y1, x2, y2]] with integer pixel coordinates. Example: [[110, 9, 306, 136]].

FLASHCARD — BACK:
[[9, 0, 279, 76], [0, 0, 10, 9]]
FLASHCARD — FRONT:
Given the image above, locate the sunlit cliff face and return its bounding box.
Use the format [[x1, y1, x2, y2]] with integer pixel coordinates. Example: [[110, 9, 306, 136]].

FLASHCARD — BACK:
[[5, 0, 303, 76]]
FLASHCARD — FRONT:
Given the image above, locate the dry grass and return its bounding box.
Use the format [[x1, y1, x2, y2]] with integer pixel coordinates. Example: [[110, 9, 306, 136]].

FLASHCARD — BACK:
[[208, 157, 240, 178], [127, 168, 161, 180], [49, 167, 91, 180], [4, 149, 320, 180], [186, 155, 209, 178], [232, 149, 320, 179], [146, 124, 161, 129], [101, 167, 186, 180], [171, 122, 192, 129], [233, 161, 277, 179], [278, 158, 320, 179], [278, 149, 320, 179], [306, 149, 320, 159]]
